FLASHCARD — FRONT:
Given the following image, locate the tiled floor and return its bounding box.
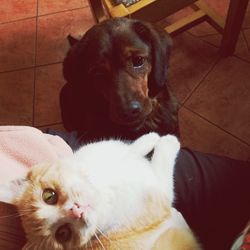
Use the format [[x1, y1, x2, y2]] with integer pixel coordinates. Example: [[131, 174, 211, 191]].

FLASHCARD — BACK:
[[0, 1, 249, 160]]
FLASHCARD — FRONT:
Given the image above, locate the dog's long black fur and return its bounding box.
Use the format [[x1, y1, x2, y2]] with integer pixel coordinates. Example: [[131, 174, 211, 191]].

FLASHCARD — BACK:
[[61, 17, 179, 141]]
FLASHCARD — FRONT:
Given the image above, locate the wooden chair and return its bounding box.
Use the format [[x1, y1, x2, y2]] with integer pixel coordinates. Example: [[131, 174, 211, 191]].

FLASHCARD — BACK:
[[89, 0, 249, 56]]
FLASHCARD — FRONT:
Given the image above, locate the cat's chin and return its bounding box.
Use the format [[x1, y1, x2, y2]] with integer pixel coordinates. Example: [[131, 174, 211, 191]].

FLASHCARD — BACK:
[[78, 226, 97, 247]]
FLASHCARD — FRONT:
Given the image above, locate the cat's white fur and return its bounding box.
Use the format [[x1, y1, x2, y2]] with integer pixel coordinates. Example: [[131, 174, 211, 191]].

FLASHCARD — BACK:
[[0, 133, 200, 249]]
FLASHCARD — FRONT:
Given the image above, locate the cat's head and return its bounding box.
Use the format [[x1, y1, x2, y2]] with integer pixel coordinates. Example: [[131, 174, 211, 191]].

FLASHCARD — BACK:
[[0, 161, 101, 249], [0, 133, 180, 249]]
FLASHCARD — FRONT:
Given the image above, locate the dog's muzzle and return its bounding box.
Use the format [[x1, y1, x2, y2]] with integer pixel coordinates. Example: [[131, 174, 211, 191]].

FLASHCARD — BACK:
[[111, 98, 152, 129]]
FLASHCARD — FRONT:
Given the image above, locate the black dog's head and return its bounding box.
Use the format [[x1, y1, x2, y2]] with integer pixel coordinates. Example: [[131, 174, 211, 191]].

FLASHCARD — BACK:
[[62, 17, 177, 135]]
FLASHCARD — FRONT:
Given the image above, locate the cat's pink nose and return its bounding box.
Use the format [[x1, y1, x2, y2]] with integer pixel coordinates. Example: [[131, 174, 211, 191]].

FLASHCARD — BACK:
[[70, 203, 84, 219]]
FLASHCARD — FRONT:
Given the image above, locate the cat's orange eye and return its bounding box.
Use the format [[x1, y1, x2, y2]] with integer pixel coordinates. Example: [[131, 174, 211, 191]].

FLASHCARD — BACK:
[[42, 188, 58, 205]]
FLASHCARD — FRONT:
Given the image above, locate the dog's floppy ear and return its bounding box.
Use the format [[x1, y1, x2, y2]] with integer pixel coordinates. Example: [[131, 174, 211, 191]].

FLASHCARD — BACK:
[[133, 21, 172, 97], [63, 36, 88, 85], [67, 35, 80, 47]]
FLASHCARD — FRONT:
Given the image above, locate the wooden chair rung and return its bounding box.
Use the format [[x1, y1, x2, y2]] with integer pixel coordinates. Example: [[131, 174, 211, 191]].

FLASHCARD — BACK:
[[165, 9, 206, 35]]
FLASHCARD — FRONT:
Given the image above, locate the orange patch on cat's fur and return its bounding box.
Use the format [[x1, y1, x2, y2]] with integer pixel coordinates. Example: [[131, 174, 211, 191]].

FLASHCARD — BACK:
[[84, 195, 200, 250], [16, 163, 71, 239]]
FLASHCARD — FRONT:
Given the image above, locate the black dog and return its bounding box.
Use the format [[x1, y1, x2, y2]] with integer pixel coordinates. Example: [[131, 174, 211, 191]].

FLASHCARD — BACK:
[[61, 17, 179, 141]]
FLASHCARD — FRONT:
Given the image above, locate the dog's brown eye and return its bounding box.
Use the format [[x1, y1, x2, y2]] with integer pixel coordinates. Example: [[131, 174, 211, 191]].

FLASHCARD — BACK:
[[42, 188, 58, 205], [131, 56, 145, 68]]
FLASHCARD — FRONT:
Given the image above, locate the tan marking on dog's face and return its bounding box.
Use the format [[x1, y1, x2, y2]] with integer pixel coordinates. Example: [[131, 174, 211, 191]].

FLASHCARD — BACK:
[[86, 28, 156, 126], [122, 46, 149, 60], [117, 45, 151, 97]]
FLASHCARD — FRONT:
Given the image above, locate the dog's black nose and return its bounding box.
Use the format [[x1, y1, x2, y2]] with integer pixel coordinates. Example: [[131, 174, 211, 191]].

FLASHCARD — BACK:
[[128, 101, 142, 116]]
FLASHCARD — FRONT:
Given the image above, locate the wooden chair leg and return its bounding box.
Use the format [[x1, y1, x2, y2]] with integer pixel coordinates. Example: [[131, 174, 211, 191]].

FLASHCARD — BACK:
[[194, 0, 225, 33], [88, 0, 107, 23], [220, 0, 249, 56]]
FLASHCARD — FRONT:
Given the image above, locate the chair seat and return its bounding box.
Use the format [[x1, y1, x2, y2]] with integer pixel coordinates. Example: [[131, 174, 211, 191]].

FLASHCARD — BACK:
[[100, 0, 224, 34], [89, 0, 250, 56]]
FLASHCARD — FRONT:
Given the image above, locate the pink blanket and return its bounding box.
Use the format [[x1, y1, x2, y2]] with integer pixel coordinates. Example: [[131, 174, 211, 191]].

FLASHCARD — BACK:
[[0, 126, 73, 249], [0, 126, 73, 184]]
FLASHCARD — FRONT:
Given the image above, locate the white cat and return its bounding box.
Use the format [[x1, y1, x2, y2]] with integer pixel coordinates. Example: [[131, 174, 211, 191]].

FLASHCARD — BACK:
[[0, 133, 201, 249]]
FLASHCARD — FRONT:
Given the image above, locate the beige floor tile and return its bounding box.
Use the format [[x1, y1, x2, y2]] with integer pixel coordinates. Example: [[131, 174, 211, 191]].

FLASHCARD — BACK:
[[0, 18, 36, 72], [34, 63, 65, 126], [243, 2, 250, 29], [36, 8, 95, 65], [243, 28, 250, 54], [179, 107, 250, 161], [0, 69, 34, 125], [38, 0, 88, 16], [201, 31, 250, 62], [169, 32, 220, 103], [0, 0, 37, 24], [185, 56, 250, 144], [188, 22, 219, 37]]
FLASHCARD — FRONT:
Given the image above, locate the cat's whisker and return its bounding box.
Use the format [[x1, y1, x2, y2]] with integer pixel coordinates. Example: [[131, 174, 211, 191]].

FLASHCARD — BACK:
[[18, 209, 36, 215], [0, 214, 20, 219], [94, 232, 106, 250], [39, 236, 48, 250], [87, 236, 94, 250], [96, 226, 111, 242], [90, 238, 94, 250], [85, 240, 89, 250], [96, 227, 123, 250], [18, 207, 35, 211], [0, 211, 33, 219]]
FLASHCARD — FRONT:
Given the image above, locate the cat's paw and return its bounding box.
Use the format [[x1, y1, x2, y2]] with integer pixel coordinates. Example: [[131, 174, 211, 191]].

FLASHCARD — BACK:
[[158, 135, 180, 156], [142, 132, 161, 144], [130, 132, 160, 156]]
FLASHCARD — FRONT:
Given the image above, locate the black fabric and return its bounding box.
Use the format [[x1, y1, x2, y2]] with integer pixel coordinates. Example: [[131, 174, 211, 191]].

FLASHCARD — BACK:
[[46, 129, 250, 250], [174, 149, 250, 250], [45, 128, 83, 151]]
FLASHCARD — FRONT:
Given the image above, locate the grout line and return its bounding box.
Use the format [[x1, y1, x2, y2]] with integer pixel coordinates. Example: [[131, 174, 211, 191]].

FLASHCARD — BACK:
[[197, 36, 222, 52], [233, 54, 250, 64], [38, 6, 89, 18], [187, 30, 222, 50], [32, 0, 39, 127], [187, 27, 250, 60], [197, 33, 250, 64], [242, 29, 250, 53], [182, 106, 250, 147], [0, 6, 89, 26], [37, 0, 39, 17], [186, 24, 219, 39], [35, 61, 64, 68], [0, 66, 36, 75], [196, 33, 221, 39], [0, 16, 36, 26], [181, 56, 221, 106], [0, 61, 63, 75]]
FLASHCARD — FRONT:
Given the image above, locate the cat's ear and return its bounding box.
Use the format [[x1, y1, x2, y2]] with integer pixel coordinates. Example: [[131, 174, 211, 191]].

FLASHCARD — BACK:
[[130, 132, 160, 157], [0, 178, 27, 204]]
